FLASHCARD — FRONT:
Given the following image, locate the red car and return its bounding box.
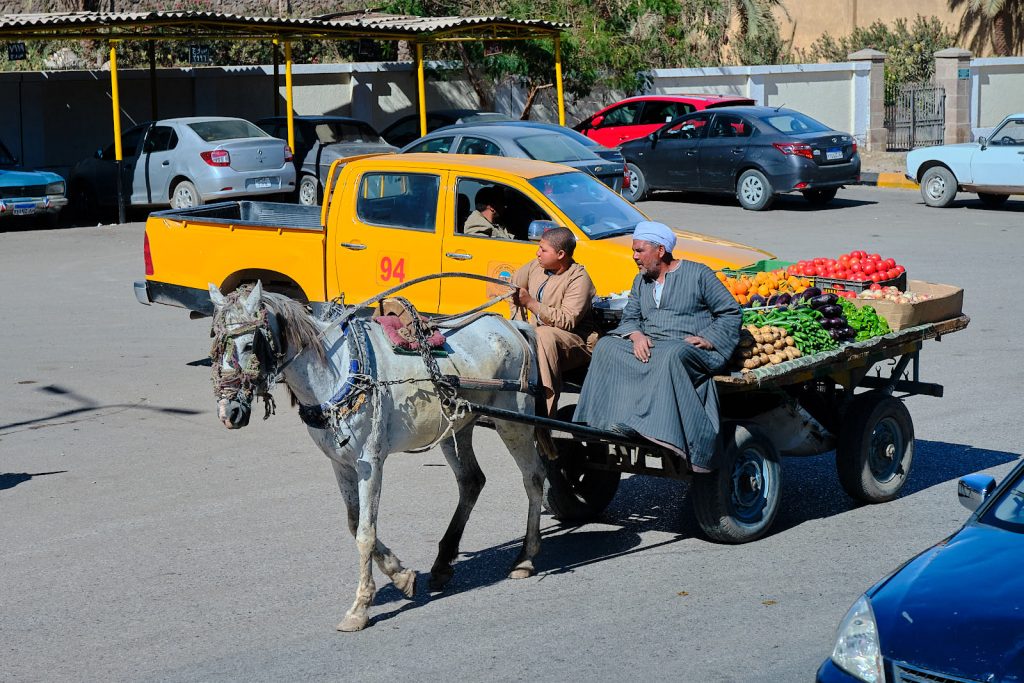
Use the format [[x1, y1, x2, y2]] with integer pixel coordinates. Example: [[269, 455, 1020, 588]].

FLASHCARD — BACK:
[[574, 94, 756, 147]]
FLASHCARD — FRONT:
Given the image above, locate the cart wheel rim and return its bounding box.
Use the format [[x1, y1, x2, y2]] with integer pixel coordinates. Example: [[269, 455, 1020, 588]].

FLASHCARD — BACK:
[[730, 447, 773, 522], [868, 416, 904, 482], [925, 175, 946, 200], [741, 176, 764, 203]]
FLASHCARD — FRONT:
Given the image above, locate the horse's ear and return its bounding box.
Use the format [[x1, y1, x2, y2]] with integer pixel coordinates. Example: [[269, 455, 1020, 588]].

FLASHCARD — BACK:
[[244, 281, 263, 316], [209, 283, 227, 309]]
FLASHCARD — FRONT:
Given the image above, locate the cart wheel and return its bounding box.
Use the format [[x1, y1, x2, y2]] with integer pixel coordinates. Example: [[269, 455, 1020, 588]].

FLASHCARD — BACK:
[[836, 391, 914, 503], [691, 423, 781, 544], [542, 405, 621, 522]]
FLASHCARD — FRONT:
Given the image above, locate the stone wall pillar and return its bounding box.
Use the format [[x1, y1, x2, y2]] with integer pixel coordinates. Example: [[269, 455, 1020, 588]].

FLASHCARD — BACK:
[[934, 48, 972, 144], [848, 48, 886, 151]]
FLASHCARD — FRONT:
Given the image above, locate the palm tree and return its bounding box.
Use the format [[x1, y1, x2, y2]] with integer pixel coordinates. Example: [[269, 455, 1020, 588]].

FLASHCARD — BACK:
[[950, 0, 1024, 56], [729, 0, 786, 39]]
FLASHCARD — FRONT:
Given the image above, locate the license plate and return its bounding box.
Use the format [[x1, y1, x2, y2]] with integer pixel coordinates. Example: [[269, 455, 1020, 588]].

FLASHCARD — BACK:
[[12, 204, 36, 216], [826, 147, 843, 161], [249, 177, 273, 189]]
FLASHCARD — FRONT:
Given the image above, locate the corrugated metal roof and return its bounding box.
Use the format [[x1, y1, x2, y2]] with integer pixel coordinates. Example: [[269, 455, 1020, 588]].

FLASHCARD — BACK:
[[0, 10, 568, 40]]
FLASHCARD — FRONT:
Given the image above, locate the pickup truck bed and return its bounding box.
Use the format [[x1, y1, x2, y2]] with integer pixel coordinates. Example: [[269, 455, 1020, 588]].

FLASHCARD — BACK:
[[155, 201, 323, 230]]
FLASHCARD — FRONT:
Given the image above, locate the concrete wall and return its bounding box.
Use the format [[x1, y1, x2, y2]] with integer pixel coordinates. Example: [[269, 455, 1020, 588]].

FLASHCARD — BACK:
[[971, 57, 1024, 134]]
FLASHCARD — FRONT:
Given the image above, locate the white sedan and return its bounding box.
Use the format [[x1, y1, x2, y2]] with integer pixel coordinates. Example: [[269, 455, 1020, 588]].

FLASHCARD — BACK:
[[906, 113, 1024, 207]]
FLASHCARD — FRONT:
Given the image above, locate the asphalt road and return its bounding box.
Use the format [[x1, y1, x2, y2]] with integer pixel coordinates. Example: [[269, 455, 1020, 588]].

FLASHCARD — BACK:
[[2, 186, 1020, 682]]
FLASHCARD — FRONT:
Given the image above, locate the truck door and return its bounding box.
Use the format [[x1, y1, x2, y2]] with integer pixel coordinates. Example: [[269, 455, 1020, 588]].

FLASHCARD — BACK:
[[438, 177, 549, 315], [331, 170, 444, 312]]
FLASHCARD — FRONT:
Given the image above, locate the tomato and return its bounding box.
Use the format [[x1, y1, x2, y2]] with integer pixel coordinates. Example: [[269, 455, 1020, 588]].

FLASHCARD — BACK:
[[894, 265, 906, 275], [870, 272, 885, 283], [868, 253, 881, 261], [851, 250, 867, 259], [886, 268, 900, 279], [838, 255, 850, 268], [862, 261, 876, 274], [869, 283, 882, 291], [882, 257, 896, 270], [835, 269, 850, 279], [850, 261, 862, 273], [833, 283, 846, 290]]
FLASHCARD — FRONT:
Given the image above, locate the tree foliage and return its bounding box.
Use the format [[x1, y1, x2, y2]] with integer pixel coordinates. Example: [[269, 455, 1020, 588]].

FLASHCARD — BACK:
[[949, 0, 1024, 56], [799, 16, 957, 102]]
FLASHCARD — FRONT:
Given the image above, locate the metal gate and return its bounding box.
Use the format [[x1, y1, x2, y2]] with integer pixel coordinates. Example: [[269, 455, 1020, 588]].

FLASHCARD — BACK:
[[884, 84, 946, 151]]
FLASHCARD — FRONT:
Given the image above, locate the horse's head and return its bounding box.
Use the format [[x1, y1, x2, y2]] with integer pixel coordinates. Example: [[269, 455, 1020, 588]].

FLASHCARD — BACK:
[[209, 281, 285, 429]]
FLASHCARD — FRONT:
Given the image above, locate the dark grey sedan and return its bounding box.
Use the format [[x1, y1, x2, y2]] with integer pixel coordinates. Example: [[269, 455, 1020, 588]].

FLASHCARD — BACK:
[[257, 116, 396, 205], [620, 106, 860, 210], [400, 124, 624, 192]]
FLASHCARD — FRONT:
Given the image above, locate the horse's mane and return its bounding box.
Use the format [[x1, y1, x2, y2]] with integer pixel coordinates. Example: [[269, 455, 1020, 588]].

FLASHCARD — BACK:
[[260, 292, 329, 364]]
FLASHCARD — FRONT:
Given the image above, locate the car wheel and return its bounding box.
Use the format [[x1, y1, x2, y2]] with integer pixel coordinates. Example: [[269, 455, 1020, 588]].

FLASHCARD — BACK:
[[736, 169, 775, 211], [801, 187, 838, 205], [691, 423, 781, 543], [836, 391, 914, 503], [978, 192, 1009, 207], [298, 175, 321, 206], [623, 162, 648, 202], [170, 180, 202, 210], [919, 166, 957, 208]]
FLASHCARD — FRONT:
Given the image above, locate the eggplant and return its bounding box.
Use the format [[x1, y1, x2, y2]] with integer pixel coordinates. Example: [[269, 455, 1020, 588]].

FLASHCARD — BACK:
[[801, 286, 822, 300], [821, 317, 846, 329], [748, 294, 766, 308], [809, 293, 839, 309], [818, 304, 843, 318], [776, 293, 793, 306], [829, 328, 844, 340], [766, 294, 780, 306], [839, 327, 857, 340]]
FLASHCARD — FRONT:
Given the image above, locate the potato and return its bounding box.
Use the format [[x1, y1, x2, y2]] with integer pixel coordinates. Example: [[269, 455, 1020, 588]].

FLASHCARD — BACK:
[[743, 358, 759, 369], [752, 333, 764, 344], [759, 353, 771, 364], [769, 353, 784, 364], [745, 324, 759, 334], [785, 336, 795, 347], [773, 339, 786, 350]]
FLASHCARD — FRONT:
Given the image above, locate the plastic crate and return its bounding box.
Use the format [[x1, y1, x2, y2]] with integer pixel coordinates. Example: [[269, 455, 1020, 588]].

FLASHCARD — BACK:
[[813, 271, 907, 294], [720, 259, 795, 278]]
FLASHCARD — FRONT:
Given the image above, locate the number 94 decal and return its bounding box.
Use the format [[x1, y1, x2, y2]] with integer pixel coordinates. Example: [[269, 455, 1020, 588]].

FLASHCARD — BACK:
[[376, 254, 407, 285]]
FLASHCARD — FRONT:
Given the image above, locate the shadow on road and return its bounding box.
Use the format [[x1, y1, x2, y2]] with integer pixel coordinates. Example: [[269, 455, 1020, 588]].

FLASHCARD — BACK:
[[0, 470, 67, 491], [649, 190, 877, 211]]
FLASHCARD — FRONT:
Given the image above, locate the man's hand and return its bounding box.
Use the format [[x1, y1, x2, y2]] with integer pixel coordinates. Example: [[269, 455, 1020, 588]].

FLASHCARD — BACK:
[[629, 331, 654, 362], [685, 335, 714, 350], [512, 287, 535, 309]]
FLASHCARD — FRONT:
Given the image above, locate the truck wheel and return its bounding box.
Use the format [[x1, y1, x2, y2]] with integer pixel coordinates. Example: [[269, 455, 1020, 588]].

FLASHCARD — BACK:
[[736, 169, 775, 211], [691, 423, 781, 543], [836, 391, 914, 503], [171, 180, 202, 209], [920, 167, 957, 208], [978, 192, 1009, 207], [298, 175, 321, 206], [623, 163, 648, 202], [542, 405, 621, 522], [802, 187, 838, 205]]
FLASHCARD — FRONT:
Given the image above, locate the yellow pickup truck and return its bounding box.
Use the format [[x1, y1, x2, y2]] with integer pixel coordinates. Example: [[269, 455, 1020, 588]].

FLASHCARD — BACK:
[[134, 153, 771, 316]]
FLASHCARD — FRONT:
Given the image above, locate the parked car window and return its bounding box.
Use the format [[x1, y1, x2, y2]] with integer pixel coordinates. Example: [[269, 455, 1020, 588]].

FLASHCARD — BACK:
[[662, 114, 710, 140], [315, 122, 384, 144], [989, 118, 1024, 146], [406, 137, 455, 154], [144, 126, 178, 153], [528, 172, 645, 238], [101, 125, 147, 160], [639, 101, 694, 125], [762, 112, 831, 134], [456, 137, 502, 156], [187, 119, 269, 142], [356, 172, 439, 232], [598, 103, 642, 127], [709, 114, 753, 138], [455, 177, 550, 240], [516, 135, 588, 163]]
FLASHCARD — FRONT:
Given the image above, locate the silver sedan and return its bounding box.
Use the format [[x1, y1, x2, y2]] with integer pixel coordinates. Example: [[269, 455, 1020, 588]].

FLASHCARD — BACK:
[[70, 116, 296, 215]]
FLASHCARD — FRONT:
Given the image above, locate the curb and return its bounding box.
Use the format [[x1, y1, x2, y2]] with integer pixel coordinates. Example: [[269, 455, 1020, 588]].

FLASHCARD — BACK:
[[859, 172, 919, 190]]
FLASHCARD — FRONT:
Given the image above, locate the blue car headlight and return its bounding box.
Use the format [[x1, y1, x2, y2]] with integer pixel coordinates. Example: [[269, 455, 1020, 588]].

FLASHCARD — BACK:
[[831, 595, 885, 682], [45, 181, 65, 196]]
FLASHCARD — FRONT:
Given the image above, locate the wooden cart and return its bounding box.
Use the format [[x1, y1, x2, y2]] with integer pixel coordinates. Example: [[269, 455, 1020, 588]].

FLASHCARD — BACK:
[[467, 315, 970, 544]]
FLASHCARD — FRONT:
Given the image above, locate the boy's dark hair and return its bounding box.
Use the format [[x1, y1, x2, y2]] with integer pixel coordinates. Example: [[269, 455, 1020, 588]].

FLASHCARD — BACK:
[[541, 226, 576, 258]]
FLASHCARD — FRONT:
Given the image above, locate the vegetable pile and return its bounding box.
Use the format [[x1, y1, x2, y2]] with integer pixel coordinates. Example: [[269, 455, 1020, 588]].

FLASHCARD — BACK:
[[838, 299, 891, 341], [741, 301, 839, 356], [857, 285, 932, 304], [730, 325, 802, 371], [716, 269, 813, 307], [786, 250, 906, 285]]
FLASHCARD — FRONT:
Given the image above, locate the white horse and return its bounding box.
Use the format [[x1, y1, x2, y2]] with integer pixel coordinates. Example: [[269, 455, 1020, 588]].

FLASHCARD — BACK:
[[208, 282, 546, 632]]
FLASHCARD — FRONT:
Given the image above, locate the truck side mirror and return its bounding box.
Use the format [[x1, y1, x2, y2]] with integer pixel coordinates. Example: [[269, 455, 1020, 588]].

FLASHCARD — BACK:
[[958, 474, 997, 512], [527, 220, 559, 241]]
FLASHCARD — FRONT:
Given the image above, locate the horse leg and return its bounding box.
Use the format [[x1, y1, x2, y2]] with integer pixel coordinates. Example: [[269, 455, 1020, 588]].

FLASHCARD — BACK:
[[429, 425, 485, 591], [494, 420, 545, 580], [331, 460, 417, 606]]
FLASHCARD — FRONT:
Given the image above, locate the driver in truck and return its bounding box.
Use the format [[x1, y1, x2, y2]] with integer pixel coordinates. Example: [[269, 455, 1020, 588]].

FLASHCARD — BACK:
[[464, 186, 514, 239]]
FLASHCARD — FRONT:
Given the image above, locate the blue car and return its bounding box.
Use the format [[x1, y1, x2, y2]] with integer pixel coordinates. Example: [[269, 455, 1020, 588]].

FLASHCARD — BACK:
[[818, 460, 1024, 683], [0, 137, 67, 225]]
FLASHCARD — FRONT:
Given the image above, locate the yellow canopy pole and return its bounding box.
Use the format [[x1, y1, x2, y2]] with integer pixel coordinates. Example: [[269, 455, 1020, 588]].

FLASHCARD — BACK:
[[109, 40, 126, 224], [415, 42, 427, 137], [554, 36, 565, 127], [284, 40, 295, 154]]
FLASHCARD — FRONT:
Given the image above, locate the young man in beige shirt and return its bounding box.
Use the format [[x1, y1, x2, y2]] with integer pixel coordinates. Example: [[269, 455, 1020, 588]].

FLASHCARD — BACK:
[[511, 227, 599, 416]]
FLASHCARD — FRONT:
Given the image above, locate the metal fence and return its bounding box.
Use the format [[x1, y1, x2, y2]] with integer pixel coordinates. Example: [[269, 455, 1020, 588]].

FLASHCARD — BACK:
[[884, 84, 946, 151]]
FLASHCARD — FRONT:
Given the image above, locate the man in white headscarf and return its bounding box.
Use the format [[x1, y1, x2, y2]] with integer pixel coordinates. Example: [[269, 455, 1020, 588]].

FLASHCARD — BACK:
[[572, 221, 741, 470]]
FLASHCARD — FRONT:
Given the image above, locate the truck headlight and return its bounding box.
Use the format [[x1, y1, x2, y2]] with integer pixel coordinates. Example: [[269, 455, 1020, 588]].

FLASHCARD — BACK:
[[45, 181, 65, 196], [831, 595, 885, 683]]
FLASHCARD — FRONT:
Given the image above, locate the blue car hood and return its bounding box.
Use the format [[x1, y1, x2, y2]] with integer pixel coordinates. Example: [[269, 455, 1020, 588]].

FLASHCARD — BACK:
[[871, 524, 1024, 681], [0, 168, 62, 186]]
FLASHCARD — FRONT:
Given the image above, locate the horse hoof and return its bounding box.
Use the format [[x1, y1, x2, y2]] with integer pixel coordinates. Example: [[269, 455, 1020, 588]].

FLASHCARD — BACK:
[[393, 569, 417, 599], [508, 563, 534, 580], [337, 612, 369, 632], [428, 566, 453, 592]]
